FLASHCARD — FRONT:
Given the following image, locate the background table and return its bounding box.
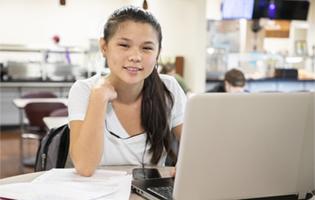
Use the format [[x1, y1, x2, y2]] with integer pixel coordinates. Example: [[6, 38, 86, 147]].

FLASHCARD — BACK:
[[12, 98, 68, 109], [43, 116, 68, 129]]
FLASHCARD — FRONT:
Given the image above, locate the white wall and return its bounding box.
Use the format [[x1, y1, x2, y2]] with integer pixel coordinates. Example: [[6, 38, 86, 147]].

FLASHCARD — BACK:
[[0, 0, 207, 92], [0, 0, 121, 46], [264, 38, 290, 53], [206, 0, 221, 20], [150, 0, 207, 92]]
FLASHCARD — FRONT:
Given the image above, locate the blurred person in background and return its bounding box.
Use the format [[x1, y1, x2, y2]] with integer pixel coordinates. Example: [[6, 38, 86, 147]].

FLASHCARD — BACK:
[[208, 68, 247, 93], [159, 62, 190, 94]]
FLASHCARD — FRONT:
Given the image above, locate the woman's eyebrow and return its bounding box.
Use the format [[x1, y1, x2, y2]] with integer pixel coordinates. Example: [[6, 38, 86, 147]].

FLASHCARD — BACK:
[[143, 41, 156, 46], [116, 37, 156, 45], [117, 37, 130, 42]]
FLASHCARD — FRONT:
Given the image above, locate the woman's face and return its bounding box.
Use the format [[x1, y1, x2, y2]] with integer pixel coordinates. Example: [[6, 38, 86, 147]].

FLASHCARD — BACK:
[[101, 20, 159, 85]]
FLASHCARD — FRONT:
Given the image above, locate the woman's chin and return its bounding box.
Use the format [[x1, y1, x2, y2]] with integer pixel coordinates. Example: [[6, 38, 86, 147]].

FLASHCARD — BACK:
[[120, 76, 145, 86]]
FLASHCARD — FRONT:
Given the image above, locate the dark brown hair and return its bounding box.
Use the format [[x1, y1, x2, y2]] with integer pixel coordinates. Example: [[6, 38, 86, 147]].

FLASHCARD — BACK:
[[103, 6, 175, 164], [224, 68, 246, 87]]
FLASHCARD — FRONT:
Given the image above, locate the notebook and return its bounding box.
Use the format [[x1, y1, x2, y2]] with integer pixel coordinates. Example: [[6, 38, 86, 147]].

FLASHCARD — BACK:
[[132, 92, 314, 200]]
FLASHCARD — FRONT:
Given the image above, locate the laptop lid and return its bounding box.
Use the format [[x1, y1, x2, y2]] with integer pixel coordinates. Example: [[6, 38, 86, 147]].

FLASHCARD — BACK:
[[174, 92, 314, 200]]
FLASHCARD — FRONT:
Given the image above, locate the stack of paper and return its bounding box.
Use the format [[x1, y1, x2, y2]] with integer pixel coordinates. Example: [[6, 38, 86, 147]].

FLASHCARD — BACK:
[[0, 168, 132, 200]]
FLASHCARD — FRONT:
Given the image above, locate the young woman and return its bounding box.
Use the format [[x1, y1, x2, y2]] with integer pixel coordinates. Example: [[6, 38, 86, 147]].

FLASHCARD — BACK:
[[68, 6, 186, 176]]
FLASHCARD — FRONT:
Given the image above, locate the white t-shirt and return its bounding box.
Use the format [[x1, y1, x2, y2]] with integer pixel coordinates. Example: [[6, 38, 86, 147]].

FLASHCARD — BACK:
[[68, 73, 187, 166]]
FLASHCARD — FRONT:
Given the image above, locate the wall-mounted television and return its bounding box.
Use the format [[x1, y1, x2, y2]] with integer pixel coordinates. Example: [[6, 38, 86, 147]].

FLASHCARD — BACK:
[[252, 0, 310, 20], [220, 0, 310, 21], [221, 0, 254, 19]]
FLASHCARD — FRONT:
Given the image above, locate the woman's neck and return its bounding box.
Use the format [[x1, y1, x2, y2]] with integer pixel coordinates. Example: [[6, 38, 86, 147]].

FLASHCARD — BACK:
[[107, 75, 143, 104]]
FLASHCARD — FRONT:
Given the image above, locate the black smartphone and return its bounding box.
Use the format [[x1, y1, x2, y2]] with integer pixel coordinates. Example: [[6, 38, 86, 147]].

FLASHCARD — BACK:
[[132, 168, 161, 180]]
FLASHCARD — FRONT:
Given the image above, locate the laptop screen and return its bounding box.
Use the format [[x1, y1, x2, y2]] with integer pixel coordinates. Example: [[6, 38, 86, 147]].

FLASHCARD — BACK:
[[174, 92, 314, 200]]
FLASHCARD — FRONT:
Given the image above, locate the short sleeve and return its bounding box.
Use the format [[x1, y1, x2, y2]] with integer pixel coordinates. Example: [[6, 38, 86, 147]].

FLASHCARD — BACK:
[[67, 80, 91, 121], [160, 75, 187, 128]]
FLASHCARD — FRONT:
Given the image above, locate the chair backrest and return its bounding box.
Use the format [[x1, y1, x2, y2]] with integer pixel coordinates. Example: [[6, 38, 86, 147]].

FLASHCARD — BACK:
[[22, 91, 57, 98], [24, 102, 67, 131], [49, 108, 68, 117]]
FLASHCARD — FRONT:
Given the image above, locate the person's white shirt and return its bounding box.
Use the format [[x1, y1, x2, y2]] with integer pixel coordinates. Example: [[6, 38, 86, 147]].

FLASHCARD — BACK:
[[68, 73, 187, 166]]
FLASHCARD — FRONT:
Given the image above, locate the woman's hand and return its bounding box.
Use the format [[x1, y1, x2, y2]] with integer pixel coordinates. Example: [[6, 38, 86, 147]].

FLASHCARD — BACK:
[[91, 77, 117, 102]]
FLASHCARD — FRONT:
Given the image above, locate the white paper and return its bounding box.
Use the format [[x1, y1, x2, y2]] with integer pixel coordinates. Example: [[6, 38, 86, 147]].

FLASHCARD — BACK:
[[32, 168, 128, 183], [0, 168, 132, 200]]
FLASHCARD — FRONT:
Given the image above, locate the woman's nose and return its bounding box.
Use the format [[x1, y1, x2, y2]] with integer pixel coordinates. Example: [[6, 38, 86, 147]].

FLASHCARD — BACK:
[[128, 48, 141, 62]]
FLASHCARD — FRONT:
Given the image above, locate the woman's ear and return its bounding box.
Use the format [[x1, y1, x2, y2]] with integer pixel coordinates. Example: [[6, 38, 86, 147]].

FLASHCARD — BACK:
[[99, 38, 107, 57]]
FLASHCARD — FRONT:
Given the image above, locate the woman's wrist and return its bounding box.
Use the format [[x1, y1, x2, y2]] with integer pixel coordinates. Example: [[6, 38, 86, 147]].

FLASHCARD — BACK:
[[90, 88, 112, 103]]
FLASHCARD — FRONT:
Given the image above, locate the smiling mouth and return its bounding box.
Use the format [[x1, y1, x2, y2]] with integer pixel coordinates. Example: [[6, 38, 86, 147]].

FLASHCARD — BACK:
[[123, 66, 143, 72]]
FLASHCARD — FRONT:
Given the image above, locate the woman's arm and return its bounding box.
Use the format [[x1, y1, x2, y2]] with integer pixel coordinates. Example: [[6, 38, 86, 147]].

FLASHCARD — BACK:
[[172, 124, 182, 141], [69, 78, 117, 176]]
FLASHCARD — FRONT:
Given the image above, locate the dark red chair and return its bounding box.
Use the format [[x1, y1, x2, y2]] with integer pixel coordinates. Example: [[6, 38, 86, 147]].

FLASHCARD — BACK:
[[21, 102, 67, 168], [24, 102, 67, 131], [21, 91, 57, 99], [49, 108, 68, 117], [20, 91, 58, 128]]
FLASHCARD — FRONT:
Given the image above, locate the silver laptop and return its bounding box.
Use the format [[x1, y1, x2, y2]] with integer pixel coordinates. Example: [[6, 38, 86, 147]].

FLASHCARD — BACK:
[[133, 92, 314, 200]]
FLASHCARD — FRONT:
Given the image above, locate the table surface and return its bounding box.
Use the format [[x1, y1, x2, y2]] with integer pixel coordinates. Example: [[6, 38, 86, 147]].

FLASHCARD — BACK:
[[0, 82, 74, 88], [0, 165, 174, 200], [12, 98, 68, 109], [43, 116, 68, 129]]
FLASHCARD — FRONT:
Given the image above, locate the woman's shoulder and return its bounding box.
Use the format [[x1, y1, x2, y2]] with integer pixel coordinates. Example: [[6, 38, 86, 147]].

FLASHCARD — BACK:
[[71, 73, 101, 89], [159, 74, 184, 94], [159, 74, 178, 86]]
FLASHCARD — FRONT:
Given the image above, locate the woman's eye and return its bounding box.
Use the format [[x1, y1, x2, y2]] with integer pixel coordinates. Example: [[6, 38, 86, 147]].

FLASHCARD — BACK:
[[143, 47, 153, 51], [119, 44, 129, 48]]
